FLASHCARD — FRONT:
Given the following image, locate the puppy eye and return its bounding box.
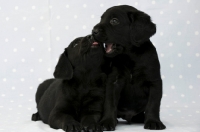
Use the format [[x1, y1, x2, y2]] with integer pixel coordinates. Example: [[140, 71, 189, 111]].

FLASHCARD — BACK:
[[73, 43, 78, 47], [110, 18, 120, 25]]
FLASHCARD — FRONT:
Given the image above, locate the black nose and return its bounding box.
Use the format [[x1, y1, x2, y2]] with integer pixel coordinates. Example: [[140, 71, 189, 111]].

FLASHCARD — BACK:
[[92, 28, 99, 35]]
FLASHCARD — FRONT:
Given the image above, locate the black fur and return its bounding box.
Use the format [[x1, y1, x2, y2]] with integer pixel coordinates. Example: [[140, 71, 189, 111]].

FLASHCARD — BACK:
[[92, 5, 166, 130], [32, 35, 106, 132]]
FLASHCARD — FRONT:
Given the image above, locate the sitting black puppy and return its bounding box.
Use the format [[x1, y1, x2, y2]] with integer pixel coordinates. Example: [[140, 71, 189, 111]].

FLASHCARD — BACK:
[[31, 35, 106, 132]]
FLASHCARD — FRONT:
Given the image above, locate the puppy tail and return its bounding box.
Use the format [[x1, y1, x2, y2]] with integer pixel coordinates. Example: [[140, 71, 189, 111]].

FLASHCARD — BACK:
[[31, 112, 41, 121]]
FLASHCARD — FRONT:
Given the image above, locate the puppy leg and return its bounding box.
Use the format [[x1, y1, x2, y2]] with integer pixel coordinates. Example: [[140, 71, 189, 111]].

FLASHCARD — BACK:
[[144, 80, 166, 130], [48, 99, 81, 132]]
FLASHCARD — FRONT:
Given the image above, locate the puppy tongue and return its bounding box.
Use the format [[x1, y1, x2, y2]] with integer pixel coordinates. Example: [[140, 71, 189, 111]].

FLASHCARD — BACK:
[[92, 42, 98, 45], [105, 43, 113, 53]]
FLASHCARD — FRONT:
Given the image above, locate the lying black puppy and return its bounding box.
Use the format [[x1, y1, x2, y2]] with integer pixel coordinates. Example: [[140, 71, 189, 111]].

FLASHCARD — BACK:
[[92, 5, 166, 130], [32, 35, 106, 132]]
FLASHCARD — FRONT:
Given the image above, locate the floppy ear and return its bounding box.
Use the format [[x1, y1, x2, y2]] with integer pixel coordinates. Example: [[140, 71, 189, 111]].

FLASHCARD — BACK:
[[53, 49, 73, 80], [128, 11, 156, 47]]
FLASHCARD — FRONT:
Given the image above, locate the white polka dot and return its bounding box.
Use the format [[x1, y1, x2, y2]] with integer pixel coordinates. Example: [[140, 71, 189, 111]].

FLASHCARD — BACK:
[[32, 6, 36, 9], [65, 26, 69, 30], [160, 32, 164, 36], [22, 38, 26, 42], [56, 37, 60, 41], [195, 10, 199, 13], [196, 111, 199, 113], [12, 87, 15, 90], [117, 3, 121, 5], [5, 38, 9, 42], [177, 110, 181, 112], [179, 75, 183, 79], [152, 1, 156, 4], [181, 94, 185, 97], [13, 48, 17, 52], [23, 17, 26, 20], [169, 21, 173, 25], [100, 4, 104, 7], [184, 105, 188, 108], [189, 85, 193, 89], [6, 17, 9, 21], [174, 101, 178, 103], [10, 100, 14, 103], [56, 16, 60, 19], [169, 0, 173, 3], [187, 64, 191, 68], [30, 87, 33, 89], [82, 25, 87, 29], [74, 15, 78, 19], [161, 75, 165, 79], [171, 85, 175, 89], [192, 101, 196, 104], [135, 2, 138, 6], [14, 27, 18, 31], [49, 5, 52, 9], [39, 37, 43, 41], [4, 59, 8, 62], [177, 10, 181, 14], [48, 48, 51, 51], [91, 15, 95, 18], [27, 108, 32, 110], [29, 99, 32, 102], [66, 5, 70, 8], [31, 27, 35, 31], [39, 59, 43, 62], [163, 94, 167, 97], [186, 20, 190, 24], [9, 108, 12, 110], [40, 16, 44, 20], [186, 42, 191, 46], [30, 69, 34, 72], [47, 68, 51, 72], [15, 6, 19, 10], [160, 11, 164, 14], [1, 94, 5, 97], [19, 94, 23, 96], [20, 78, 25, 82], [12, 69, 16, 72], [160, 53, 164, 57], [177, 32, 182, 36], [48, 27, 52, 30], [195, 31, 199, 35], [197, 75, 200, 78], [178, 53, 182, 57], [166, 105, 170, 108], [187, 0, 190, 3], [170, 64, 174, 68], [21, 59, 25, 62], [18, 105, 22, 107], [169, 42, 173, 46], [38, 78, 42, 82], [83, 4, 87, 8], [31, 48, 34, 52], [196, 53, 199, 57]]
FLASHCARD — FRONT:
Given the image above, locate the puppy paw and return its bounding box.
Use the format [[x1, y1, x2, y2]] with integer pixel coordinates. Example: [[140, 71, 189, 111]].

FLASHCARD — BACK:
[[32, 112, 41, 121], [100, 118, 117, 131], [82, 124, 102, 132], [62, 121, 81, 132], [144, 120, 166, 130]]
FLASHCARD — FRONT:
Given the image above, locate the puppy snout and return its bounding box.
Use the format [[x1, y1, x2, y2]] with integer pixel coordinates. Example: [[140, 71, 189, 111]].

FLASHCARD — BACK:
[[92, 28, 99, 35]]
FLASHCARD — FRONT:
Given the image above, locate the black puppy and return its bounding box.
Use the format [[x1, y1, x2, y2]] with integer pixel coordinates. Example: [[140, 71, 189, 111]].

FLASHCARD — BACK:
[[32, 35, 106, 132], [92, 5, 166, 130]]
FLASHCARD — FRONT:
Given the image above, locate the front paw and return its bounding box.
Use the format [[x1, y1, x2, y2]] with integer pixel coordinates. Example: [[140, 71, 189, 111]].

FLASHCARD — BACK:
[[144, 120, 166, 130], [82, 123, 102, 132], [100, 118, 118, 131], [62, 121, 81, 132]]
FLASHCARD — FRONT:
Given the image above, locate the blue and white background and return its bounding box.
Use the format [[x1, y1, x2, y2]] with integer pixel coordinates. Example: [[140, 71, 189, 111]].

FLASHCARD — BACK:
[[0, 0, 200, 132]]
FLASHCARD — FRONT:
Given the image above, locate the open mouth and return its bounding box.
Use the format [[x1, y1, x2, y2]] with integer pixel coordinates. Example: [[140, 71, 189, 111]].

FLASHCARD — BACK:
[[104, 43, 116, 54]]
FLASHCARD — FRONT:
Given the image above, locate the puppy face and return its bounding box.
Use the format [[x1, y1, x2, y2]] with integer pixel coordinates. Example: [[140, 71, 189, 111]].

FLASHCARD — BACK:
[[54, 35, 104, 79], [92, 5, 156, 57]]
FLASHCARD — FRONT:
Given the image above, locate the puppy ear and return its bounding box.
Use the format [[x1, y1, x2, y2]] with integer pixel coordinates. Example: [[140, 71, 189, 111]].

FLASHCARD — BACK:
[[128, 11, 156, 47], [53, 49, 73, 80]]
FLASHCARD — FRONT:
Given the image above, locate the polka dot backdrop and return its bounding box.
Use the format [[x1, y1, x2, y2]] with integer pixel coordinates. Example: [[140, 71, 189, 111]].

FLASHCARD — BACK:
[[0, 0, 200, 132]]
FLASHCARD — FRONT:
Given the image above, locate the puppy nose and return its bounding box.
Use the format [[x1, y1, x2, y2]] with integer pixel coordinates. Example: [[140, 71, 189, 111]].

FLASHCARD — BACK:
[[87, 35, 92, 39], [92, 28, 99, 35]]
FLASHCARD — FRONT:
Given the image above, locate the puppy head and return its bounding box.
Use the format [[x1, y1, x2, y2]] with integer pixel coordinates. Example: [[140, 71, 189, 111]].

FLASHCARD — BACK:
[[54, 35, 104, 80], [92, 5, 156, 57]]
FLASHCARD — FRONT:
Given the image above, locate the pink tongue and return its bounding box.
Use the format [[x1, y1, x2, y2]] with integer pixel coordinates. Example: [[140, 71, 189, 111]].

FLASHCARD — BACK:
[[106, 43, 113, 53], [93, 42, 98, 45]]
